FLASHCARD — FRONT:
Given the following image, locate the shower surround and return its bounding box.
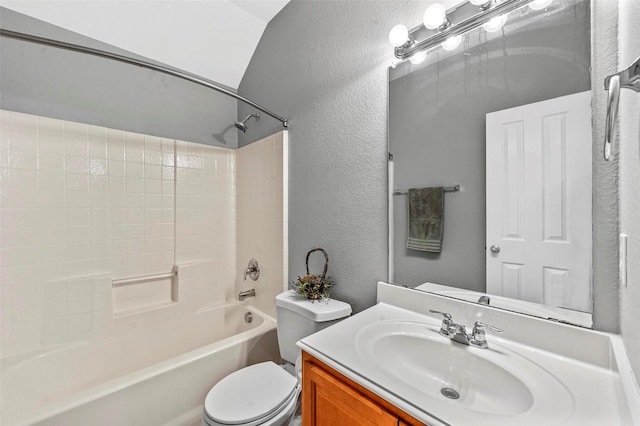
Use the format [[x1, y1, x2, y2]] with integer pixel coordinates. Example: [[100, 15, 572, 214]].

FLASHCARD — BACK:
[[0, 110, 288, 424]]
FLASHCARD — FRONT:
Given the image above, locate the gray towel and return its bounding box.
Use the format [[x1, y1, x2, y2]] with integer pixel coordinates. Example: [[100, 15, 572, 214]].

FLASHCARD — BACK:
[[407, 187, 444, 253]]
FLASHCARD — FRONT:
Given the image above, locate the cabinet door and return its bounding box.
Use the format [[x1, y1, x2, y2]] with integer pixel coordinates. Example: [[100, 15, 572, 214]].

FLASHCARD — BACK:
[[303, 364, 399, 426]]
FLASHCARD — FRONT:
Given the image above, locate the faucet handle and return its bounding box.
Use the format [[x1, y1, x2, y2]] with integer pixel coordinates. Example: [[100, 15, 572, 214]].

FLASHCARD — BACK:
[[244, 259, 260, 281], [429, 310, 453, 337], [429, 309, 452, 320], [470, 321, 503, 348]]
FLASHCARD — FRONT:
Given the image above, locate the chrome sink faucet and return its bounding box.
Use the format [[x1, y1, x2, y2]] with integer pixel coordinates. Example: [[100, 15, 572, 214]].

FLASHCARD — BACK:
[[449, 323, 471, 345], [429, 310, 502, 349], [477, 295, 491, 306]]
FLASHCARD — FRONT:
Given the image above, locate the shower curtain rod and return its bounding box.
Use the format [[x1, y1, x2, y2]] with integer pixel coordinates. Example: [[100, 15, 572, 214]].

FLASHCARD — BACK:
[[0, 29, 289, 128]]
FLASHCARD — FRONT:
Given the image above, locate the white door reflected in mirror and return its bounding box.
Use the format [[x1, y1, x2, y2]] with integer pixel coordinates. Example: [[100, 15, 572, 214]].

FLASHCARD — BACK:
[[485, 91, 592, 313]]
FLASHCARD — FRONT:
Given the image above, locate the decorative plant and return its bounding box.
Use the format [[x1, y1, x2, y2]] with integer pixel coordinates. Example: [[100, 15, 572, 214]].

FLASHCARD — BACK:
[[291, 248, 334, 301]]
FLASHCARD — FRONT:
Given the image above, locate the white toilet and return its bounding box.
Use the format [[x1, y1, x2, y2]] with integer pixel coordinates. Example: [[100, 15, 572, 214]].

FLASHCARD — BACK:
[[202, 290, 352, 426]]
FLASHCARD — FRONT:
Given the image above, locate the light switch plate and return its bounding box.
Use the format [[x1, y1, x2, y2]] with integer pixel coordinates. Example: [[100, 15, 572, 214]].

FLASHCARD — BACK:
[[620, 233, 628, 287]]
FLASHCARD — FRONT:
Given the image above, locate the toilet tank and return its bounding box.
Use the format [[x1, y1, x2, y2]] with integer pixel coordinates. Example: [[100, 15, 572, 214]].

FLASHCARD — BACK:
[[275, 291, 352, 364]]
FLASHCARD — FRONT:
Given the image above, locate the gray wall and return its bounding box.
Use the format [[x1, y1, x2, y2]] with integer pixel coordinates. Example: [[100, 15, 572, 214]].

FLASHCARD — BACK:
[[240, 0, 620, 329], [619, 0, 640, 382], [590, 0, 619, 333], [238, 0, 413, 313], [390, 1, 590, 292], [0, 7, 238, 148]]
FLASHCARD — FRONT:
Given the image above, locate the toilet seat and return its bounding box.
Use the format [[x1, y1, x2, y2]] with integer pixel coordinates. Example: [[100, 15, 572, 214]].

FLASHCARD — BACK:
[[203, 361, 299, 426], [203, 391, 298, 426]]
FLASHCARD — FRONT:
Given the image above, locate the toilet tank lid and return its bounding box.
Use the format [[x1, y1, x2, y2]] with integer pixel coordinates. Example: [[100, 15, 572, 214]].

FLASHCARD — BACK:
[[276, 290, 352, 322]]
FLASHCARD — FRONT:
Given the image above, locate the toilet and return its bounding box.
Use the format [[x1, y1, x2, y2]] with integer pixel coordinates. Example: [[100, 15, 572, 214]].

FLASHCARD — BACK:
[[202, 290, 352, 426]]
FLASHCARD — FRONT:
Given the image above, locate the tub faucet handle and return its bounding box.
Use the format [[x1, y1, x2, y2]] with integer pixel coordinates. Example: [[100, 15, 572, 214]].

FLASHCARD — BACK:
[[244, 259, 260, 281]]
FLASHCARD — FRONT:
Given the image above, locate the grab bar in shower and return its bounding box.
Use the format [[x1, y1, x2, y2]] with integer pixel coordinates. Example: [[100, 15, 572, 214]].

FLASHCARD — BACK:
[[603, 56, 640, 161], [393, 185, 460, 195], [112, 269, 177, 286]]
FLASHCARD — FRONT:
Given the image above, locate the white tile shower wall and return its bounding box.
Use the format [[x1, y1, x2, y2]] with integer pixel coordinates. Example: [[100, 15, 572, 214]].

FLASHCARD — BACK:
[[109, 131, 177, 280], [0, 110, 237, 357], [236, 132, 288, 317], [175, 141, 237, 305]]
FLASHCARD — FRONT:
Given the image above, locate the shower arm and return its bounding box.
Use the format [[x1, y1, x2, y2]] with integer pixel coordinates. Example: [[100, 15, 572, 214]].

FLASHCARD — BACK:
[[0, 29, 289, 128]]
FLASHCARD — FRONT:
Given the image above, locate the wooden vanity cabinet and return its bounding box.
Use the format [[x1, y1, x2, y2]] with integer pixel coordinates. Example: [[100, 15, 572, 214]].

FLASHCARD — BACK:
[[302, 351, 425, 426]]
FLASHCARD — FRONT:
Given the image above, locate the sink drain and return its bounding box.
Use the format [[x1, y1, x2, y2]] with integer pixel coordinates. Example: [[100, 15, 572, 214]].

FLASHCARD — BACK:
[[441, 387, 460, 399]]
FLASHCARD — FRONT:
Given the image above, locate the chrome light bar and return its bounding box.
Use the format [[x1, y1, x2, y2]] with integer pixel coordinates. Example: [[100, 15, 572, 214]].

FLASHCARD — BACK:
[[393, 0, 537, 60]]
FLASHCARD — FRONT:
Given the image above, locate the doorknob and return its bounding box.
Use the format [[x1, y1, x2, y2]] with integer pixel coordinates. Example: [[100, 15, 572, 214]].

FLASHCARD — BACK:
[[490, 245, 501, 254]]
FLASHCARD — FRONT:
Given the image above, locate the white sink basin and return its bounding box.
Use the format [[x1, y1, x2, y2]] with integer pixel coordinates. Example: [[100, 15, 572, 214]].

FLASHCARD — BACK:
[[355, 320, 573, 420], [355, 321, 532, 415], [297, 299, 640, 426]]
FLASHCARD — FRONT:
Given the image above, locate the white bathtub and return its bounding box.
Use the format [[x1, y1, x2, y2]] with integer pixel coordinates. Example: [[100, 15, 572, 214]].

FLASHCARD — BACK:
[[1, 303, 280, 426]]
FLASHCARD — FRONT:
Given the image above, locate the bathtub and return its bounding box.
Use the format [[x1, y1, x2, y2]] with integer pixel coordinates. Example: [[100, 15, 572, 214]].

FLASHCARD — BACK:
[[1, 303, 280, 426]]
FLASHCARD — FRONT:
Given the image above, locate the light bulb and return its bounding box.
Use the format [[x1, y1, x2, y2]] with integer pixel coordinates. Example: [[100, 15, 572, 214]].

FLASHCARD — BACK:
[[424, 3, 447, 30], [529, 0, 553, 10], [469, 0, 492, 6], [482, 14, 507, 33], [441, 35, 462, 51], [389, 24, 409, 47], [409, 51, 426, 65]]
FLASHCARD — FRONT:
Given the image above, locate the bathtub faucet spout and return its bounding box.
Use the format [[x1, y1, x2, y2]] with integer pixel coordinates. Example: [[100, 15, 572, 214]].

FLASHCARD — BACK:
[[239, 289, 256, 301]]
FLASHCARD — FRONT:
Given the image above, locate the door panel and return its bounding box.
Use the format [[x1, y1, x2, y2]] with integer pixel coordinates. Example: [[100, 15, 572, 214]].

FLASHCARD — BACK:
[[486, 91, 592, 312]]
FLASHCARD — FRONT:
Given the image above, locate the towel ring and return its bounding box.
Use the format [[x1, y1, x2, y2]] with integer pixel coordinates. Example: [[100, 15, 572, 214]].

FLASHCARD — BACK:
[[603, 56, 640, 161]]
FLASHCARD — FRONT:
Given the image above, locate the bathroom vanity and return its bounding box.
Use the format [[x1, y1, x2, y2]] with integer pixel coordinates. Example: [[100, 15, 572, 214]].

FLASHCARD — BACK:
[[298, 282, 640, 426], [302, 351, 422, 425]]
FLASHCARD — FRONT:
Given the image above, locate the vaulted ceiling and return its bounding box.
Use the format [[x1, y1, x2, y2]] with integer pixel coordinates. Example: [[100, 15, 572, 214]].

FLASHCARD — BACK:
[[0, 0, 290, 89]]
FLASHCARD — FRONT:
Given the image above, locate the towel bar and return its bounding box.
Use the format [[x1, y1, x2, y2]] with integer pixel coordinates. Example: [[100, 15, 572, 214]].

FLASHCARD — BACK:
[[393, 185, 460, 195]]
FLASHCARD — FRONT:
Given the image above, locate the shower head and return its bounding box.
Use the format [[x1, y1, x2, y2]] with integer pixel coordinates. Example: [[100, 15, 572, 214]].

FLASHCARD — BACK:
[[234, 121, 248, 132], [235, 113, 261, 133]]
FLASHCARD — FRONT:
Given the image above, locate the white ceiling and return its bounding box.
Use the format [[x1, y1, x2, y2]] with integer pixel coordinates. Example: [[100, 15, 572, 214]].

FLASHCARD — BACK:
[[0, 0, 290, 89]]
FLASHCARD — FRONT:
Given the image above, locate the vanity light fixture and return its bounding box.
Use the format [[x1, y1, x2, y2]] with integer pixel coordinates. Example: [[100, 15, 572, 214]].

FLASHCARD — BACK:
[[423, 3, 450, 30], [389, 0, 552, 61], [441, 35, 463, 51], [528, 0, 554, 10], [482, 14, 508, 32], [388, 24, 412, 48], [409, 51, 427, 64], [469, 0, 495, 8]]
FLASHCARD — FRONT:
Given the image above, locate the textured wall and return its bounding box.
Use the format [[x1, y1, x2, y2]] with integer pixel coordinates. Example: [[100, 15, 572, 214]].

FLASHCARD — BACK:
[[239, 0, 621, 323], [590, 0, 620, 333], [618, 0, 640, 380], [238, 0, 431, 312], [0, 7, 238, 148]]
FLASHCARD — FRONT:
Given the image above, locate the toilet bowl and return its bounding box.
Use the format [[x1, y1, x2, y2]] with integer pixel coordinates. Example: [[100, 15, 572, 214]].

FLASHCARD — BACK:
[[202, 291, 351, 426], [202, 361, 300, 426]]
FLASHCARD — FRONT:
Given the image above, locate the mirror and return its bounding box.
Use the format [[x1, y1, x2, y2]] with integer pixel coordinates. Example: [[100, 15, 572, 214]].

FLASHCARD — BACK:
[[388, 0, 592, 327]]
